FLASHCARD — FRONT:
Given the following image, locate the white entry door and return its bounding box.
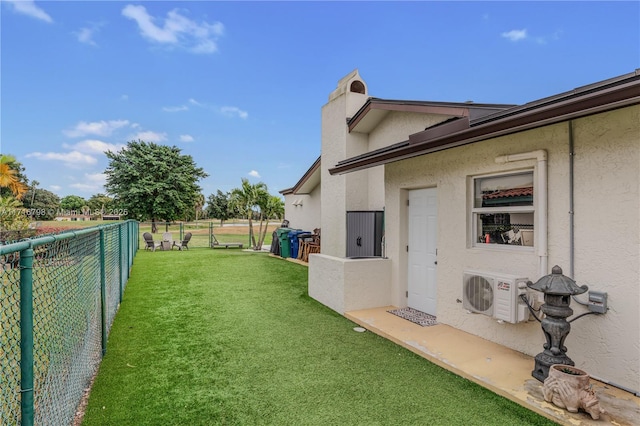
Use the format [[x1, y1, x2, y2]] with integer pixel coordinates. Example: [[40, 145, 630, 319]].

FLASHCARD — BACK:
[[407, 188, 438, 315]]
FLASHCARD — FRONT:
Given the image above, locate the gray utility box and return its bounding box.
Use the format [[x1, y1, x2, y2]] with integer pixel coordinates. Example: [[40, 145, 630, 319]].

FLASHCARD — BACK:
[[346, 211, 384, 258]]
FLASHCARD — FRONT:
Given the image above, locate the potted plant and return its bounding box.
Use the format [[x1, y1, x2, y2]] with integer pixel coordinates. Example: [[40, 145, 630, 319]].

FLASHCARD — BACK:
[[542, 364, 604, 420]]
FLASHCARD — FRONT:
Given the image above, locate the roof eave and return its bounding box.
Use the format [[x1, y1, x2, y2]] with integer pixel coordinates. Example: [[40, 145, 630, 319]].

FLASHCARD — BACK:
[[279, 156, 321, 195], [330, 76, 640, 175], [347, 98, 514, 133]]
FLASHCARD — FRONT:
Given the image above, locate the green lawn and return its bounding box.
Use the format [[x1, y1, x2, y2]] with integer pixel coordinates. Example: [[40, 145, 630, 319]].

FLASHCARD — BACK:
[[82, 249, 557, 425]]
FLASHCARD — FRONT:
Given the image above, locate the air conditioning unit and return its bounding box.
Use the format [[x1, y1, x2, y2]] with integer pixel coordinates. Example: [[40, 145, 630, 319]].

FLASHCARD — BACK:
[[462, 270, 530, 324]]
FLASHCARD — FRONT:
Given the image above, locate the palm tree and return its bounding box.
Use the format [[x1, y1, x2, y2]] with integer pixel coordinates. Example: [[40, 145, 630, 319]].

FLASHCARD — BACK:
[[230, 178, 268, 249], [0, 195, 30, 230], [194, 193, 205, 221], [30, 180, 40, 207], [0, 154, 28, 200], [256, 195, 285, 250]]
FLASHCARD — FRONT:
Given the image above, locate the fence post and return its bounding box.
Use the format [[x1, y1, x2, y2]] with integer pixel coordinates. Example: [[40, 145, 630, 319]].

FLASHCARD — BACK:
[[125, 223, 129, 279], [180, 222, 184, 241], [19, 247, 34, 426], [118, 225, 123, 303], [99, 229, 107, 356]]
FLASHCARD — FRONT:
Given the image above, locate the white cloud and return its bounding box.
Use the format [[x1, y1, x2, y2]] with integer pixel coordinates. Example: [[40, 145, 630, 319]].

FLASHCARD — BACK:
[[179, 134, 194, 143], [220, 106, 248, 120], [64, 119, 130, 138], [76, 28, 96, 46], [121, 94, 129, 101], [50, 185, 62, 191], [131, 130, 168, 143], [74, 23, 103, 46], [63, 139, 125, 155], [69, 183, 97, 192], [163, 105, 188, 112], [121, 4, 224, 54], [69, 172, 106, 192], [85, 172, 107, 185], [248, 170, 261, 178], [26, 151, 97, 167], [189, 98, 204, 107], [501, 29, 527, 42], [533, 30, 563, 45], [4, 0, 52, 23]]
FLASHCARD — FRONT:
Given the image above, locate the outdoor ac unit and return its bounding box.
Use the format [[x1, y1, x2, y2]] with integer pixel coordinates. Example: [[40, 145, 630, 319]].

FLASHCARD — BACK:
[[462, 270, 530, 324]]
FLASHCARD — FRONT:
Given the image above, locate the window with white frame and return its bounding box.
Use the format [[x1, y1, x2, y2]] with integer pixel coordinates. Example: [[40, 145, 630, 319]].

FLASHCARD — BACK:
[[472, 171, 534, 247]]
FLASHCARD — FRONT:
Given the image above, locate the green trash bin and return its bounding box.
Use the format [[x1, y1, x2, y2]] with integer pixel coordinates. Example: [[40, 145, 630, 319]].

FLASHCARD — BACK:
[[276, 227, 292, 258]]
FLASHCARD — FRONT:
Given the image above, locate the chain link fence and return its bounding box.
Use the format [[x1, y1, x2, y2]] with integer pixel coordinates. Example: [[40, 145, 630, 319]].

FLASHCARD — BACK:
[[138, 221, 211, 249], [0, 220, 138, 426], [138, 221, 276, 250]]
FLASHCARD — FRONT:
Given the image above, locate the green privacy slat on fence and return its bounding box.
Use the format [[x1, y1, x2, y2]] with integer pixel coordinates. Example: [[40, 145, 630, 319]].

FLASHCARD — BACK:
[[0, 220, 138, 426]]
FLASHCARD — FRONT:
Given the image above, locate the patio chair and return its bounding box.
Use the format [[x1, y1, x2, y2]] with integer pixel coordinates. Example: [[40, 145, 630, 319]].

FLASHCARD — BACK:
[[211, 232, 243, 249], [143, 232, 160, 251], [173, 232, 192, 250]]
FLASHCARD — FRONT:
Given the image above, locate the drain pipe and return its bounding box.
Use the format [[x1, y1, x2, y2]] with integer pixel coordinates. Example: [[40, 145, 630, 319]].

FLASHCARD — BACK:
[[569, 121, 575, 279], [495, 150, 548, 278]]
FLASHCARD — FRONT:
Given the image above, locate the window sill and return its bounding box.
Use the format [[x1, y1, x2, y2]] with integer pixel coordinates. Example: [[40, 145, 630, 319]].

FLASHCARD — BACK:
[[469, 244, 535, 252]]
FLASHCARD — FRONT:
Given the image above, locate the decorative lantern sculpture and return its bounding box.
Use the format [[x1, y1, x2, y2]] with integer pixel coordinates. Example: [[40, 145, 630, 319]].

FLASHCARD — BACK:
[[527, 265, 588, 382]]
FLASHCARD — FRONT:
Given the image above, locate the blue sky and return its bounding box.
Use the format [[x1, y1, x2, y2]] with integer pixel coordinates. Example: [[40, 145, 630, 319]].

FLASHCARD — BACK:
[[2, 1, 639, 200]]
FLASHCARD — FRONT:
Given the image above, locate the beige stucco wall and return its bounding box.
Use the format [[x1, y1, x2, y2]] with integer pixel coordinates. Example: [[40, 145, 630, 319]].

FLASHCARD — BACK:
[[283, 184, 321, 232], [363, 112, 454, 211], [320, 84, 368, 257], [320, 71, 459, 257], [309, 254, 392, 314], [383, 105, 640, 392]]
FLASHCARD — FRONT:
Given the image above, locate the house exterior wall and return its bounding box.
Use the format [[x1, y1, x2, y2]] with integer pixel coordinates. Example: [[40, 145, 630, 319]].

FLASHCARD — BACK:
[[363, 113, 454, 211], [321, 85, 368, 258], [308, 254, 392, 314], [283, 184, 321, 232], [383, 105, 640, 392]]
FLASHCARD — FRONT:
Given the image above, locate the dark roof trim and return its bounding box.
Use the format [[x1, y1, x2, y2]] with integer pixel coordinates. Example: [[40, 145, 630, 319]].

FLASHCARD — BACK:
[[347, 98, 514, 133], [331, 70, 640, 175], [280, 156, 321, 195], [408, 117, 470, 145]]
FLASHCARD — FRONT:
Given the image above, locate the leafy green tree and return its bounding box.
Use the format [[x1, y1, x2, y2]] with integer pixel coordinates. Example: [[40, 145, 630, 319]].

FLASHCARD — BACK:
[[230, 178, 268, 249], [206, 190, 234, 225], [104, 140, 208, 232], [22, 188, 60, 220], [60, 195, 87, 212], [87, 193, 114, 217], [256, 195, 285, 250]]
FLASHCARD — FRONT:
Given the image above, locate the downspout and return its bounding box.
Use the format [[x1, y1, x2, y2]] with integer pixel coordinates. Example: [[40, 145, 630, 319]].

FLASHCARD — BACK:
[[568, 121, 575, 278], [569, 123, 586, 307], [495, 150, 548, 278]]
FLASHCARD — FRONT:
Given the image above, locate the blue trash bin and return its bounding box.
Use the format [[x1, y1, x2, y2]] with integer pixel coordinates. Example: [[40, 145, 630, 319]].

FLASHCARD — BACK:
[[288, 230, 312, 259]]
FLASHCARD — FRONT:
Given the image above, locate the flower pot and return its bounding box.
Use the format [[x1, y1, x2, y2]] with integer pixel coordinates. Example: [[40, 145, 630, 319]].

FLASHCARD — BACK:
[[542, 364, 604, 420]]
